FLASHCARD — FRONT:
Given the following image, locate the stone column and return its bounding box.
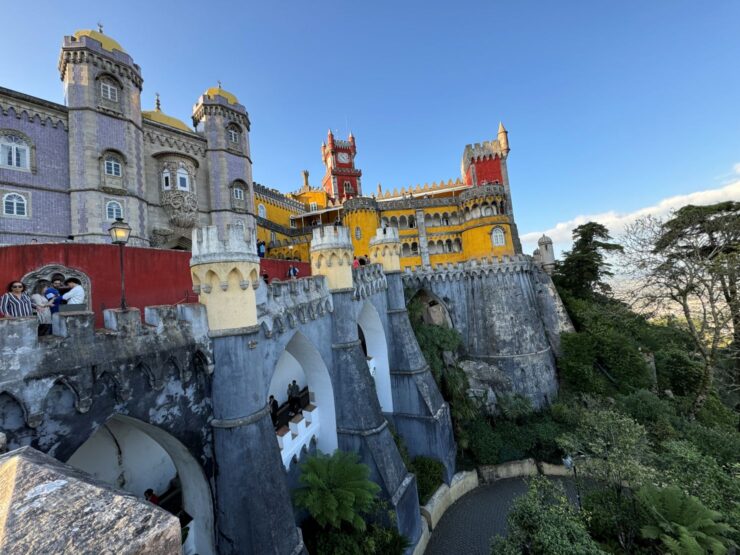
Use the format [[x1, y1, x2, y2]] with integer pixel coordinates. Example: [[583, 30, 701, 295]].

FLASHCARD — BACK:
[[415, 209, 431, 267], [311, 226, 422, 547], [370, 228, 457, 482], [191, 225, 304, 555]]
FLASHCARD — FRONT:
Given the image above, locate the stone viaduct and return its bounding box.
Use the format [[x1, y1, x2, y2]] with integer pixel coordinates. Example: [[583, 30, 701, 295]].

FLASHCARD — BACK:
[[0, 225, 568, 554]]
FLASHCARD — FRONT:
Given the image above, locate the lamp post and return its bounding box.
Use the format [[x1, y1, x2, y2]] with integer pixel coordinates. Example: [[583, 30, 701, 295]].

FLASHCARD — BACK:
[[108, 218, 132, 310]]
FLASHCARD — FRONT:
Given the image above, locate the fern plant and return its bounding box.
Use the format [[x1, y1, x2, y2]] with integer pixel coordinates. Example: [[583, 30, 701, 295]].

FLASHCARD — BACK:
[[637, 485, 736, 554], [293, 451, 380, 531]]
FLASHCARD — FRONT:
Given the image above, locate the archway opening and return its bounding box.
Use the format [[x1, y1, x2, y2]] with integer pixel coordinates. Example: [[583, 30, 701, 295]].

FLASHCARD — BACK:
[[67, 414, 215, 555], [268, 332, 338, 467], [357, 302, 393, 413], [408, 289, 453, 329]]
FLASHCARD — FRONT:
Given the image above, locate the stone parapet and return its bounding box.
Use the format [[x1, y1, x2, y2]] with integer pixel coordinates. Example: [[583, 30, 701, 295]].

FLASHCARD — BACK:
[[257, 275, 333, 337], [310, 225, 352, 251], [402, 254, 534, 285], [369, 227, 402, 273], [352, 263, 388, 301], [0, 303, 212, 430], [458, 183, 506, 202], [343, 197, 378, 212]]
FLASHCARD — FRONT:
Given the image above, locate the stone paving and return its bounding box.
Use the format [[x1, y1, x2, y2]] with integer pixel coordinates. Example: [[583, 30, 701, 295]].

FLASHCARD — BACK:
[[425, 477, 576, 555]]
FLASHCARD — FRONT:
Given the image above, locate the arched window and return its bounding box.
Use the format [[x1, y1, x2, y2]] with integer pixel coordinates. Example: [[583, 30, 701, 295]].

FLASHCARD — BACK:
[[162, 169, 171, 190], [106, 200, 123, 220], [100, 80, 119, 102], [411, 242, 419, 254], [344, 181, 354, 195], [402, 243, 411, 257], [258, 204, 267, 218], [0, 135, 30, 170], [491, 227, 506, 247], [227, 124, 241, 145], [104, 155, 122, 177], [176, 167, 190, 191], [234, 219, 244, 231], [355, 226, 362, 240], [233, 187, 244, 200], [408, 215, 416, 228], [399, 215, 408, 229], [390, 216, 398, 228], [3, 193, 27, 217]]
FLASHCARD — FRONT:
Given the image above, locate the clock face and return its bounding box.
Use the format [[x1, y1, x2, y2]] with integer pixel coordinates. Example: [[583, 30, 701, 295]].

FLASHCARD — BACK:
[[337, 152, 350, 163]]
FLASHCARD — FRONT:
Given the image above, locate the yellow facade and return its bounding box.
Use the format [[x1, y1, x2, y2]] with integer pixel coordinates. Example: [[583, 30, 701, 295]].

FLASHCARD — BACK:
[[343, 208, 379, 260], [190, 260, 260, 331]]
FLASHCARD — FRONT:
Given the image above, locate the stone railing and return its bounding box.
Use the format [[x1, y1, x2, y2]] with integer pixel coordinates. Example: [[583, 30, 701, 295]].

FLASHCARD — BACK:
[[402, 254, 534, 286], [257, 275, 333, 337], [0, 304, 212, 430], [310, 225, 352, 251], [458, 183, 506, 202], [343, 197, 378, 212], [191, 224, 257, 264], [276, 404, 320, 469], [352, 263, 388, 300]]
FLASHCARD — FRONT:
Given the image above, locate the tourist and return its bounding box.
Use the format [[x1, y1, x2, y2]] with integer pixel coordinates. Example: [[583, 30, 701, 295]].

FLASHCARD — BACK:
[[269, 395, 279, 428], [257, 240, 266, 258], [287, 265, 299, 279], [262, 273, 270, 285], [30, 281, 54, 336], [47, 274, 65, 314], [287, 380, 301, 415], [352, 256, 360, 269], [144, 489, 160, 505], [0, 281, 33, 318], [62, 278, 85, 309]]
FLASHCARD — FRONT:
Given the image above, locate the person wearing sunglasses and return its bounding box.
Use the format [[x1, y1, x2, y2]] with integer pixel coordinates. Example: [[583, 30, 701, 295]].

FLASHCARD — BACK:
[[0, 281, 33, 318]]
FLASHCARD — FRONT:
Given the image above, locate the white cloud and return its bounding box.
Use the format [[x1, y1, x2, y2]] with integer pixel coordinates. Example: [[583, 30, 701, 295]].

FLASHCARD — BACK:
[[521, 179, 740, 257]]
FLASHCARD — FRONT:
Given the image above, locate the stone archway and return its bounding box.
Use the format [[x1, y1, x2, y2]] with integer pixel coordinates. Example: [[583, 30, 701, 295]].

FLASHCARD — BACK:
[[21, 264, 92, 310], [67, 414, 215, 555], [358, 302, 393, 413], [268, 332, 338, 465]]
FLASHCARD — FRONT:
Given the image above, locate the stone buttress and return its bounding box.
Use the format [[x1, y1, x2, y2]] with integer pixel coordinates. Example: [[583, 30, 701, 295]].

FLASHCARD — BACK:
[[191, 225, 305, 555], [369, 228, 457, 482], [310, 226, 422, 547]]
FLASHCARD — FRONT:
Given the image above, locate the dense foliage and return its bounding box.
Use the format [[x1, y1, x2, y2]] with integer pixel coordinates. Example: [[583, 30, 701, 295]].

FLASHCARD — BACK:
[[491, 476, 605, 555], [409, 456, 445, 504]]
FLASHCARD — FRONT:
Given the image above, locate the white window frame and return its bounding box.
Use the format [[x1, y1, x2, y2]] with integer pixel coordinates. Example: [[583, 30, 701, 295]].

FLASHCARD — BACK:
[[258, 204, 266, 218], [290, 219, 297, 229], [270, 231, 277, 243], [355, 226, 362, 240], [176, 168, 190, 191], [491, 227, 506, 247], [106, 200, 123, 220], [227, 127, 240, 144], [104, 157, 122, 177], [162, 169, 171, 190], [100, 82, 118, 102], [309, 202, 318, 211], [0, 135, 30, 170], [233, 187, 244, 200], [3, 192, 27, 217]]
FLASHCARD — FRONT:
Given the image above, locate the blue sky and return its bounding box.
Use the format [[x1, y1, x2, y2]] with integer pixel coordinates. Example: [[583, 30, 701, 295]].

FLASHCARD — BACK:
[[4, 1, 740, 253]]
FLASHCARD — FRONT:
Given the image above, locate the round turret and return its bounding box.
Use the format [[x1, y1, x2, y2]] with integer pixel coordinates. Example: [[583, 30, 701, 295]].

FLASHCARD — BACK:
[[369, 227, 402, 273], [537, 234, 555, 273], [309, 226, 354, 291]]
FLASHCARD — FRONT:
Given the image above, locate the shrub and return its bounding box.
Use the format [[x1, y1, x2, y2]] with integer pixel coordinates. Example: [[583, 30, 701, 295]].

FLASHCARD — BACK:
[[558, 333, 606, 394], [466, 419, 501, 465], [496, 393, 534, 422], [409, 456, 444, 504], [696, 394, 739, 430], [684, 422, 740, 466], [654, 348, 704, 397]]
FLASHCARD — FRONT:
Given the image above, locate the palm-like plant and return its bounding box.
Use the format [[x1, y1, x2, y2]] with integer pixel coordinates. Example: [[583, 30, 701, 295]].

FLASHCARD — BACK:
[[638, 485, 736, 554], [294, 450, 380, 531]]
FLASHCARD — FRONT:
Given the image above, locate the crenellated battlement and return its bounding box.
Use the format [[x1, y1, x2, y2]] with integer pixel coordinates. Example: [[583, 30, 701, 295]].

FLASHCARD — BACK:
[[369, 227, 402, 273], [257, 275, 333, 337], [191, 224, 258, 266], [461, 139, 507, 176], [310, 225, 352, 250], [401, 254, 534, 285], [0, 304, 212, 430]]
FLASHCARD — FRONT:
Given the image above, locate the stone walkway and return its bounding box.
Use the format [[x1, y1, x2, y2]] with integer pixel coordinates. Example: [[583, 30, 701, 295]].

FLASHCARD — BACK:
[[425, 477, 576, 555]]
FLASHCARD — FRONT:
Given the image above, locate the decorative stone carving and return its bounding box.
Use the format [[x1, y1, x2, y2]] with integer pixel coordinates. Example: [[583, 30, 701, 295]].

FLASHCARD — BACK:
[[161, 189, 198, 228], [21, 264, 92, 311]]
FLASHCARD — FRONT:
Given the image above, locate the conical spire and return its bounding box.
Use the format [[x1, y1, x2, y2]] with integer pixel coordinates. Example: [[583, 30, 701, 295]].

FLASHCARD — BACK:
[[498, 121, 509, 152]]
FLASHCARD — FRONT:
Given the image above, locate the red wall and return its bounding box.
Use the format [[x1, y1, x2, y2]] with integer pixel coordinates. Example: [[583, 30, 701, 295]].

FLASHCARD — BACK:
[[0, 244, 310, 327], [465, 157, 503, 186]]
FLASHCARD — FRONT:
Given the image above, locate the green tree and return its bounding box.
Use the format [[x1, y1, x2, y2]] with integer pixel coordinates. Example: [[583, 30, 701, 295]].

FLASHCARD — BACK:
[[557, 408, 653, 551], [554, 222, 623, 297], [490, 476, 605, 555], [637, 485, 736, 554], [294, 451, 380, 531]]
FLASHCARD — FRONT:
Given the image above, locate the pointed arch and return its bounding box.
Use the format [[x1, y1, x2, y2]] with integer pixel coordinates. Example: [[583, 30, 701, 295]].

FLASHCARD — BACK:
[[357, 302, 393, 412]]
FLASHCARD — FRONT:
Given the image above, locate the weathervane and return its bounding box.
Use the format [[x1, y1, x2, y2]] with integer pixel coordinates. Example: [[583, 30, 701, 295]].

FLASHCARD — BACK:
[[97, 22, 104, 34]]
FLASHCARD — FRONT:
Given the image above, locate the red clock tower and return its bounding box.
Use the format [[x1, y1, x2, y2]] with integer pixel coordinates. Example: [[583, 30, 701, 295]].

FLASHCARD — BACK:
[[321, 130, 362, 203]]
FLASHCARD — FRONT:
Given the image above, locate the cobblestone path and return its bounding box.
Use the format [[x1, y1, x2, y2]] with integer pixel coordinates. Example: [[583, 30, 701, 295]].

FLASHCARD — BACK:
[[425, 477, 575, 555]]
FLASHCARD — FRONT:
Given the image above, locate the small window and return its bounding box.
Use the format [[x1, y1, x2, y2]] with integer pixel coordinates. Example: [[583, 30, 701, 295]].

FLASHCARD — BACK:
[[344, 181, 353, 195], [100, 82, 118, 102], [309, 202, 318, 211], [1, 135, 30, 170], [258, 204, 266, 218], [270, 231, 277, 243], [355, 226, 362, 240], [3, 192, 27, 216], [177, 168, 190, 191], [227, 127, 240, 144], [162, 169, 171, 190], [492, 227, 506, 247], [104, 157, 122, 177], [290, 219, 297, 229], [234, 219, 244, 231], [233, 187, 244, 200], [106, 200, 123, 220]]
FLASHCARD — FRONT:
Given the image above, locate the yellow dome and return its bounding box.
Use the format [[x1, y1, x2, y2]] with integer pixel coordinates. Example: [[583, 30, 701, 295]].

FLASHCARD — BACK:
[[142, 110, 192, 133], [73, 30, 126, 54], [204, 86, 239, 105]]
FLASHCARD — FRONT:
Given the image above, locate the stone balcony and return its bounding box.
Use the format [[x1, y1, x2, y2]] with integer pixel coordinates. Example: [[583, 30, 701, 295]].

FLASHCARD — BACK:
[[276, 404, 320, 469]]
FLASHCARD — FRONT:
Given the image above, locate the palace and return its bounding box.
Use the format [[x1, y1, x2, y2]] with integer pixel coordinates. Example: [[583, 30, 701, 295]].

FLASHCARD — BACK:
[[0, 28, 534, 271]]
